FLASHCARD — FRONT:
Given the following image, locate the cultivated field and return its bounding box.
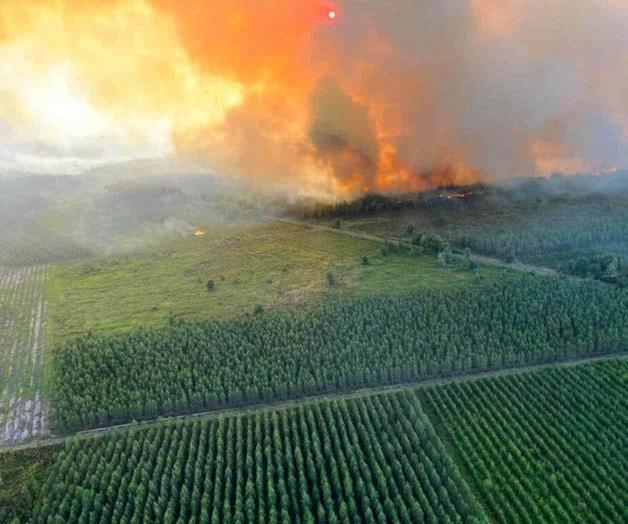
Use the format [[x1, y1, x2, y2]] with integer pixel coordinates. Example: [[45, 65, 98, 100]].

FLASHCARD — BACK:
[[0, 229, 92, 268], [33, 392, 486, 523], [0, 266, 49, 445], [47, 222, 496, 340], [421, 360, 627, 523]]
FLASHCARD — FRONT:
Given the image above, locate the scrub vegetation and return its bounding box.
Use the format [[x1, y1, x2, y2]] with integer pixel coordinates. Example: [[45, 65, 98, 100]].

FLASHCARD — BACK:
[[47, 222, 494, 341], [297, 173, 628, 278]]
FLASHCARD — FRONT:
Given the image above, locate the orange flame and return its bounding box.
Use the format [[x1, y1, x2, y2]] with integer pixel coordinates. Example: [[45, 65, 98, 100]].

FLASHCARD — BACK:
[[1, 1, 626, 196]]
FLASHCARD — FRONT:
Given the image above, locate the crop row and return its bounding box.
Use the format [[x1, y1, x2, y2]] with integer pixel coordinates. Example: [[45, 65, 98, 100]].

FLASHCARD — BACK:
[[420, 360, 627, 523], [0, 232, 91, 267], [51, 275, 628, 430], [33, 392, 486, 523], [0, 265, 49, 445]]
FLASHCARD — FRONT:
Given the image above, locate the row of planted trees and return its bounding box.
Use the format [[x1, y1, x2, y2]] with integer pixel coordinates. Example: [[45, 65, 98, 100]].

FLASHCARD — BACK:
[[420, 360, 627, 523], [456, 218, 628, 260], [33, 392, 487, 523], [51, 274, 628, 431]]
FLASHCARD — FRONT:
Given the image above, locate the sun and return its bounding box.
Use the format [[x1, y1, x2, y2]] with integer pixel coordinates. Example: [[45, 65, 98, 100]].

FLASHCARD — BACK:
[[328, 10, 337, 21]]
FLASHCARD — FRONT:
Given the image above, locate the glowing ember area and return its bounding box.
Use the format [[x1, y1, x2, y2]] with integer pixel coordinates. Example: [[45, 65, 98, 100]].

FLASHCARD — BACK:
[[0, 1, 627, 197], [194, 228, 205, 237]]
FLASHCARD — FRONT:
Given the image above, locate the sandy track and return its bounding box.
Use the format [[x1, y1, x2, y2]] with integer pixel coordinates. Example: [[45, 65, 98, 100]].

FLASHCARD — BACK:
[[0, 265, 49, 445]]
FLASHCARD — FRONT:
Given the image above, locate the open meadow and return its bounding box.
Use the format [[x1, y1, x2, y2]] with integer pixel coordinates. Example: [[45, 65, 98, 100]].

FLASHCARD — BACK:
[[47, 222, 496, 340]]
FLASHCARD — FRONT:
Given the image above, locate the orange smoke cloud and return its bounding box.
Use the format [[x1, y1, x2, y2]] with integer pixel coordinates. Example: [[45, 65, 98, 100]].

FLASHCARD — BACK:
[[1, 1, 627, 195]]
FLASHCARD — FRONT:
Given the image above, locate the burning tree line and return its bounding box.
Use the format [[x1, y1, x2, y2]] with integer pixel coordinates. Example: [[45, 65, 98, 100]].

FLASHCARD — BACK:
[[290, 185, 493, 220]]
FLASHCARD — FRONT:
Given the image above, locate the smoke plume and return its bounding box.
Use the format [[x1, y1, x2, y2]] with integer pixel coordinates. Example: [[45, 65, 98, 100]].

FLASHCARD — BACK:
[[1, 1, 627, 197]]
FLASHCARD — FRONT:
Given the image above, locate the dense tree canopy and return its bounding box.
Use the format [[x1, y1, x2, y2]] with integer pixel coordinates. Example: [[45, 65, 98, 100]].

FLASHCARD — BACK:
[[34, 392, 487, 523], [458, 219, 628, 260], [51, 275, 628, 431], [421, 360, 628, 523]]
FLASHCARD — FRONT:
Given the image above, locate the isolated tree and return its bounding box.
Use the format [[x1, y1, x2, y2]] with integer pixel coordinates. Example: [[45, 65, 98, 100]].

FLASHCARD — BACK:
[[421, 234, 447, 255], [411, 233, 424, 246], [463, 248, 477, 271], [206, 280, 215, 292], [437, 248, 455, 267]]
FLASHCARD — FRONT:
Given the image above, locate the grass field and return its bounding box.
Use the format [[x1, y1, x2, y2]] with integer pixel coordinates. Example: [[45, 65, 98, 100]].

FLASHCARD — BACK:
[[420, 360, 627, 523], [0, 266, 49, 445], [47, 222, 496, 340]]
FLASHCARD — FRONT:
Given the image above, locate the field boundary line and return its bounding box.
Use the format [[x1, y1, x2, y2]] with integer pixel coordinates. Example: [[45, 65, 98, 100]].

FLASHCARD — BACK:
[[2, 352, 625, 454]]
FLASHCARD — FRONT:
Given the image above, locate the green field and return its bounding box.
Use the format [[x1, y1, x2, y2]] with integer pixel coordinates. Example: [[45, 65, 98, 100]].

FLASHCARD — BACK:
[[47, 222, 494, 340], [33, 391, 486, 524], [420, 360, 628, 523]]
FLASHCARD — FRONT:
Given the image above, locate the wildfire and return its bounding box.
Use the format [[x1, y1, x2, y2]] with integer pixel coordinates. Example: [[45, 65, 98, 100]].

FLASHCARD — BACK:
[[194, 228, 205, 237], [0, 1, 626, 195]]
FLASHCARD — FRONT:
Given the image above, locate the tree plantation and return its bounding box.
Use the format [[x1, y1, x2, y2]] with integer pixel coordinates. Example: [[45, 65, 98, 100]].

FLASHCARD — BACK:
[[32, 392, 487, 523], [51, 275, 628, 431], [420, 360, 628, 523], [5, 175, 628, 524], [457, 219, 628, 262]]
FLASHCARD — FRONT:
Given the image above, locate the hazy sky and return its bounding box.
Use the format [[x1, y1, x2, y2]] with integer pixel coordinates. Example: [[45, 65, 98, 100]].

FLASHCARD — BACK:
[[1, 1, 627, 195]]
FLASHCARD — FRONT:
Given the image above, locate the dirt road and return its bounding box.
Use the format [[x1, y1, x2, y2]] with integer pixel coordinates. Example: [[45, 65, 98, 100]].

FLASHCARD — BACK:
[[271, 217, 563, 276], [3, 352, 625, 453]]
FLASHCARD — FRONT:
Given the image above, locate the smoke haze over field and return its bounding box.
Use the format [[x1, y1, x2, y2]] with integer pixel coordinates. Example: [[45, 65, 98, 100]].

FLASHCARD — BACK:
[[1, 1, 627, 196]]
